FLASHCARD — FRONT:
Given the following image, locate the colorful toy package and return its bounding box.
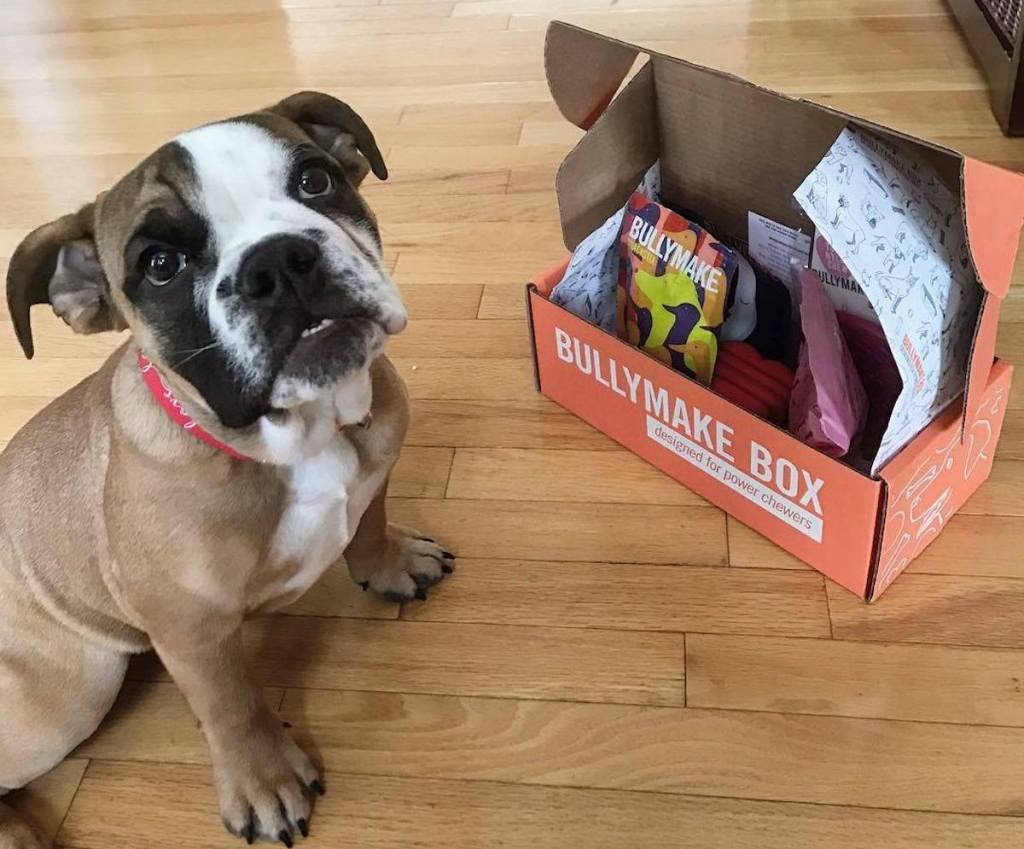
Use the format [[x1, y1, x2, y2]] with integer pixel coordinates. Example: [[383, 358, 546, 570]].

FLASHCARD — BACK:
[[617, 193, 737, 385]]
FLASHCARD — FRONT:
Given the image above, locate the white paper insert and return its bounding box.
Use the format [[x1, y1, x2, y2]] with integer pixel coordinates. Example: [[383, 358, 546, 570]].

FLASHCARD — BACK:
[[549, 162, 662, 332], [747, 211, 812, 282], [794, 126, 981, 474]]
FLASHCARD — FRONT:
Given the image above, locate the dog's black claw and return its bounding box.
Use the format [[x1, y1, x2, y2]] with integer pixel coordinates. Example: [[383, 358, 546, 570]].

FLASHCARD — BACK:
[[441, 551, 455, 560], [243, 813, 255, 846], [297, 819, 309, 838], [279, 829, 294, 848], [282, 720, 293, 728], [415, 586, 428, 601], [359, 581, 369, 592], [381, 590, 410, 603], [310, 779, 326, 797], [412, 572, 436, 590], [442, 563, 454, 574], [417, 536, 436, 543]]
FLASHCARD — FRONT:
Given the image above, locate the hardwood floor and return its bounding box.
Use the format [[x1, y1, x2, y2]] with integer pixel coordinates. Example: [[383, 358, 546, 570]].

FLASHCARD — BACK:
[[2, 0, 1023, 846]]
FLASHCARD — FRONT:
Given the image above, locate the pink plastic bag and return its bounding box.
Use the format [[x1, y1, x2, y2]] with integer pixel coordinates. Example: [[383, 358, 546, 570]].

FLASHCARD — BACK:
[[789, 269, 868, 458]]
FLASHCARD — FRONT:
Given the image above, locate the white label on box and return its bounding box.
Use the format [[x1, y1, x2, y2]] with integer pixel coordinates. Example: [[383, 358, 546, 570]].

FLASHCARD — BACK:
[[747, 211, 812, 282], [809, 230, 878, 323], [645, 415, 823, 543]]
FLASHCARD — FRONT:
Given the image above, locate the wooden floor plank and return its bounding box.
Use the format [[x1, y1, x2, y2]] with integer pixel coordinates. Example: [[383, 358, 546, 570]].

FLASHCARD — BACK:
[[399, 283, 483, 320], [446, 447, 711, 505], [387, 319, 533, 359], [404, 558, 831, 637], [373, 190, 557, 223], [392, 357, 537, 401], [477, 282, 530, 319], [728, 514, 1024, 580], [6, 759, 89, 845], [389, 446, 453, 498], [132, 617, 686, 707], [828, 575, 1024, 648], [387, 497, 730, 565], [961, 460, 1023, 517], [687, 633, 1024, 726], [281, 689, 1024, 815], [59, 762, 1024, 849], [62, 685, 1024, 817], [394, 251, 561, 286], [405, 399, 619, 450]]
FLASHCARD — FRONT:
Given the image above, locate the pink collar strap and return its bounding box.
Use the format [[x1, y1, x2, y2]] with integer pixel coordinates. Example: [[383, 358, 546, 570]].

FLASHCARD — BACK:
[[137, 350, 253, 461]]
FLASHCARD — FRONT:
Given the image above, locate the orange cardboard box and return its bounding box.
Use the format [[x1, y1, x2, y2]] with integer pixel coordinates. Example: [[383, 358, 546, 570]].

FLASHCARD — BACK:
[[526, 22, 1022, 601]]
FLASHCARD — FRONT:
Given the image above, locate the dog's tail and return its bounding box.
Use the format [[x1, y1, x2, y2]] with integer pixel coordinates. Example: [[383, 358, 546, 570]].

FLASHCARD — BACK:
[[0, 798, 49, 849]]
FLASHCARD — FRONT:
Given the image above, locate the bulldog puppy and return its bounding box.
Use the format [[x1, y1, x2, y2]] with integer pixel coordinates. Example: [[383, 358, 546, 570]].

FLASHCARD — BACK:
[[0, 92, 452, 848]]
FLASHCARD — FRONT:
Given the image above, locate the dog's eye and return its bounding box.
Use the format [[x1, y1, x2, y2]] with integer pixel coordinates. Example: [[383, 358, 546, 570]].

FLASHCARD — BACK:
[[298, 165, 332, 199], [140, 247, 187, 286]]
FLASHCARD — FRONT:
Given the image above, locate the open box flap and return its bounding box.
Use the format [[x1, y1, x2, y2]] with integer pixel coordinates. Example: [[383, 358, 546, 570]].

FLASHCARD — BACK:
[[553, 62, 659, 250], [546, 21, 1024, 294], [962, 158, 1024, 300], [545, 20, 1024, 447], [545, 22, 641, 130]]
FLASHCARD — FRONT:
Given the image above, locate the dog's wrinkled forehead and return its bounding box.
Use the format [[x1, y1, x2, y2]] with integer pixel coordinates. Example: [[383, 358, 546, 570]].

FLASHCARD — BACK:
[[175, 119, 316, 260]]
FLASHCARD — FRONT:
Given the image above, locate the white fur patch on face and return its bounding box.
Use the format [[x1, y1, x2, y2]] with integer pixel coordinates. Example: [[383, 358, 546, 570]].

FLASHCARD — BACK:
[[174, 120, 407, 389]]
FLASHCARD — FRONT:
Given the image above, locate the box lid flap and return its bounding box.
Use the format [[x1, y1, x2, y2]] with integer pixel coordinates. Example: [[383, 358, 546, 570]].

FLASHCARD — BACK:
[[963, 157, 1024, 300], [544, 21, 1024, 302], [545, 22, 640, 130]]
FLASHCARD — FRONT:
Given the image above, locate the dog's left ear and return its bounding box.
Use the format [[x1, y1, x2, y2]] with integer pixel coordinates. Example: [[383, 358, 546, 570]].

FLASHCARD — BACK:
[[269, 91, 387, 188], [6, 202, 126, 359]]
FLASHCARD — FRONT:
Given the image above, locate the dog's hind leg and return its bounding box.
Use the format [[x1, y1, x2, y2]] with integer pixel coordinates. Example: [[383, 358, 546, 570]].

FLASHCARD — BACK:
[[0, 610, 127, 849], [0, 799, 47, 849]]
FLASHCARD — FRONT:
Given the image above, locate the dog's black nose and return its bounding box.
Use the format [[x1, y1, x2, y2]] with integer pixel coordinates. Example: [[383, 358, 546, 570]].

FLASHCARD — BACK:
[[237, 235, 322, 301]]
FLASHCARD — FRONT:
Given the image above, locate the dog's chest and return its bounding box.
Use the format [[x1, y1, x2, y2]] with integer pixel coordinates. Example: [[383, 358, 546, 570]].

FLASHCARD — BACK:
[[254, 436, 380, 609]]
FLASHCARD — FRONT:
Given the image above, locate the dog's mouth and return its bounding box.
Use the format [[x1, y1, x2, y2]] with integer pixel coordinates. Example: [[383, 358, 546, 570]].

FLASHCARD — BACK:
[[268, 308, 385, 406]]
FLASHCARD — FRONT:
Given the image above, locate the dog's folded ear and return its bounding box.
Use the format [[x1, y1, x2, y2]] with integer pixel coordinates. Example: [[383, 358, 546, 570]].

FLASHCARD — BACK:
[[6, 202, 126, 359], [269, 91, 387, 187]]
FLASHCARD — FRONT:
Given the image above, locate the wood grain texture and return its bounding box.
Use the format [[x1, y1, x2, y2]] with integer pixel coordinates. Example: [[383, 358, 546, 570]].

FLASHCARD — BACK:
[[405, 399, 619, 449], [686, 633, 1024, 726], [446, 447, 712, 504], [828, 575, 1024, 648], [5, 759, 88, 844], [728, 514, 1024, 579], [60, 763, 1024, 849], [387, 497, 730, 564], [275, 689, 1024, 814], [2, 0, 1023, 845], [403, 558, 831, 637], [130, 616, 686, 706]]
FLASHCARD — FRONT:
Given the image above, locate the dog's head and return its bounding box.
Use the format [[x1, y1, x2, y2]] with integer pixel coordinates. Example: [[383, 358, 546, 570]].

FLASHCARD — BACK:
[[6, 91, 406, 429]]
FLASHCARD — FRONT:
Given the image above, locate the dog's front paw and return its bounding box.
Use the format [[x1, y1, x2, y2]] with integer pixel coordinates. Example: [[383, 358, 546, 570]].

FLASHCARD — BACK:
[[213, 719, 322, 846], [349, 526, 454, 603]]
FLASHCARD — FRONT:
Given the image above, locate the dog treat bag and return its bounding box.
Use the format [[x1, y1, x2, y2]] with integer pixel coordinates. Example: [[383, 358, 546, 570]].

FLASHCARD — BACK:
[[789, 268, 868, 458], [617, 193, 736, 385]]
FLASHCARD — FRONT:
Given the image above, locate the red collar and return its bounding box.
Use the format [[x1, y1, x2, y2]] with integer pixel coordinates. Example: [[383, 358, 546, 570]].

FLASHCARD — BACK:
[[137, 351, 253, 461]]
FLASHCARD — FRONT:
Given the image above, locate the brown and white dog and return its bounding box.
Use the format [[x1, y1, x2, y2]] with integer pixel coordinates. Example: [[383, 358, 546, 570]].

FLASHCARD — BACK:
[[0, 92, 452, 848]]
